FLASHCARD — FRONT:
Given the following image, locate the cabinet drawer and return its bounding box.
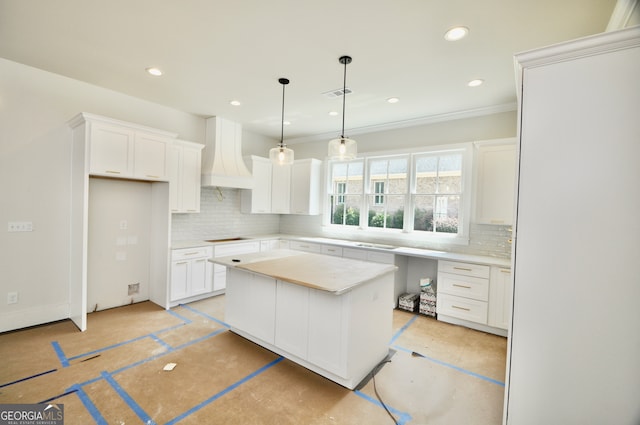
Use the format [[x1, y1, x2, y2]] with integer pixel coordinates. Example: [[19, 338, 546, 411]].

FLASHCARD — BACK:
[[321, 245, 343, 257], [342, 248, 367, 260], [438, 272, 489, 302], [215, 241, 260, 257], [289, 241, 321, 253], [439, 260, 490, 279], [172, 246, 212, 261], [437, 293, 488, 324], [367, 251, 395, 265]]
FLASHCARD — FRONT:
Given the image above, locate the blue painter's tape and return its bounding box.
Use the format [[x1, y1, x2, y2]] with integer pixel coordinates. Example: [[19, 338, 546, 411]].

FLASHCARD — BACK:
[[165, 308, 193, 325], [38, 388, 78, 404], [165, 356, 285, 425], [67, 334, 148, 362], [355, 390, 413, 425], [101, 371, 155, 424], [0, 368, 57, 388], [173, 328, 227, 350], [179, 303, 230, 328], [389, 315, 418, 345], [51, 341, 70, 367], [70, 384, 108, 425], [393, 344, 505, 386], [149, 333, 173, 351]]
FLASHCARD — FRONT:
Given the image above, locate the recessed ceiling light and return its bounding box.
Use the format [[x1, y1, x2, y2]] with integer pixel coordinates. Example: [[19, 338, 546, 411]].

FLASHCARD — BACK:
[[283, 120, 291, 126], [230, 100, 241, 106], [387, 97, 400, 104], [468, 79, 484, 87], [328, 111, 339, 116], [145, 67, 163, 76], [444, 26, 469, 41]]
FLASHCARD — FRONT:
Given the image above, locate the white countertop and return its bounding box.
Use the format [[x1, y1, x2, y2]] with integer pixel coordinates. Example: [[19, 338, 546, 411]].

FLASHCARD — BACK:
[[212, 249, 397, 294], [174, 234, 511, 268]]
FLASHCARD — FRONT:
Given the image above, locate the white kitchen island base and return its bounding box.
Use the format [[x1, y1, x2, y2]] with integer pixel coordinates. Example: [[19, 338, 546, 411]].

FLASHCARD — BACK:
[[218, 250, 396, 390]]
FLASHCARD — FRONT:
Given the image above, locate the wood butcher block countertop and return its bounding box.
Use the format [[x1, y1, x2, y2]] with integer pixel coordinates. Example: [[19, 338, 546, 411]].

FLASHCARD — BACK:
[[212, 249, 397, 294]]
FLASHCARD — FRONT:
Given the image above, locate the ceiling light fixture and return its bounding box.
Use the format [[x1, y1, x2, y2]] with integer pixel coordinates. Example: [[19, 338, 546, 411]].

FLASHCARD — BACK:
[[230, 100, 241, 106], [444, 26, 469, 41], [468, 79, 484, 87], [145, 67, 163, 76], [269, 78, 294, 166], [387, 97, 400, 104], [328, 56, 357, 161]]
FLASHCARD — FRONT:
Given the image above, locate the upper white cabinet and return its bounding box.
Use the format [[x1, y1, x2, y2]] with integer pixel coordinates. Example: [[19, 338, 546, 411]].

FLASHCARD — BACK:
[[241, 157, 322, 215], [290, 159, 322, 215], [473, 138, 516, 225], [241, 156, 273, 214], [169, 140, 204, 213], [271, 163, 291, 214], [87, 117, 174, 181]]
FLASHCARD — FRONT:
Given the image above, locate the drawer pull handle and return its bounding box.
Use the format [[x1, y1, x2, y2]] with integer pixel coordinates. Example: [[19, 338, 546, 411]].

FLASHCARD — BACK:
[[184, 252, 200, 256], [453, 267, 473, 272], [146, 174, 160, 178], [105, 170, 121, 174], [452, 305, 471, 312], [176, 261, 188, 265], [453, 284, 472, 289], [500, 269, 510, 274]]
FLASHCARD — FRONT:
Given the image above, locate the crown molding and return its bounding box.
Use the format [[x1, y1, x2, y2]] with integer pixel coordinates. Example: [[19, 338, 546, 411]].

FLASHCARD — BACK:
[[286, 103, 517, 145]]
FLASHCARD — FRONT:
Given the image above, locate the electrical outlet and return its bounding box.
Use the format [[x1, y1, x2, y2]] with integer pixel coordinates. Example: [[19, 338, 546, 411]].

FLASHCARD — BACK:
[[7, 292, 18, 304], [7, 222, 33, 232], [128, 283, 140, 295]]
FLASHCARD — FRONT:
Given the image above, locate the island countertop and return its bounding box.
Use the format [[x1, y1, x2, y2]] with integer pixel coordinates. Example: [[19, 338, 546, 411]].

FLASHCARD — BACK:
[[212, 249, 397, 295]]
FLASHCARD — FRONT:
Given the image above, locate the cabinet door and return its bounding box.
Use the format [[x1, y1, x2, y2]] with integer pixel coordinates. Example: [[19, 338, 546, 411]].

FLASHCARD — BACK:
[[271, 164, 291, 213], [488, 267, 512, 330], [180, 145, 202, 212], [289, 240, 321, 253], [307, 290, 347, 377], [134, 132, 170, 180], [275, 281, 309, 359], [89, 122, 134, 176], [241, 157, 272, 213], [290, 159, 321, 215], [170, 260, 190, 301], [474, 141, 516, 225], [189, 258, 209, 296], [225, 269, 276, 344]]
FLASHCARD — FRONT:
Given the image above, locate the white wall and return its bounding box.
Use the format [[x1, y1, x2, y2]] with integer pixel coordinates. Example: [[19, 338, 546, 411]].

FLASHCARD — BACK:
[[0, 58, 271, 332]]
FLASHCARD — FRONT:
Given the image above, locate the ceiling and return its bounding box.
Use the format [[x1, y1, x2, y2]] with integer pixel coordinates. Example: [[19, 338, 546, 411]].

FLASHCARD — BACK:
[[0, 0, 617, 143]]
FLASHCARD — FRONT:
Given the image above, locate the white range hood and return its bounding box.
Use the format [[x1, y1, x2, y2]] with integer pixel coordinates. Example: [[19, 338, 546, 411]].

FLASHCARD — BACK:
[[201, 116, 254, 189]]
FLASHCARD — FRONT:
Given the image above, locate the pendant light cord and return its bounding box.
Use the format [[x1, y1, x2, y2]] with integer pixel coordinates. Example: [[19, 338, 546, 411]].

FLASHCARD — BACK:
[[278, 78, 289, 148], [341, 59, 347, 139]]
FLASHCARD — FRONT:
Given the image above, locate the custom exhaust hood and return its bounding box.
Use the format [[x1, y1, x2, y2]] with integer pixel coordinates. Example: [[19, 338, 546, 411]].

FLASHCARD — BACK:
[[201, 116, 254, 189]]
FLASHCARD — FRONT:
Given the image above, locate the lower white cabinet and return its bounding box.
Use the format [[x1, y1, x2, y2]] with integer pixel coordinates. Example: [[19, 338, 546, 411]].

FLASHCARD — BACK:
[[488, 266, 512, 330], [170, 246, 213, 302], [225, 268, 277, 344], [288, 240, 321, 253], [437, 260, 490, 325], [275, 280, 310, 359]]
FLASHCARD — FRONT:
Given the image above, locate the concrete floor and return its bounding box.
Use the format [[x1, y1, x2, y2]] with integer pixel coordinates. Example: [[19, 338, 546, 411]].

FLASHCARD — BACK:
[[0, 296, 507, 424]]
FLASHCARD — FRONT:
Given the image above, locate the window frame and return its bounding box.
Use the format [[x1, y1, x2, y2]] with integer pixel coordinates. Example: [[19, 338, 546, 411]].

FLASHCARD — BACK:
[[323, 143, 472, 244]]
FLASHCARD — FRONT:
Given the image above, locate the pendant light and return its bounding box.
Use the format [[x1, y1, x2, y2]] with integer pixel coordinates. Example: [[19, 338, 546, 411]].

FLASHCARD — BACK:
[[328, 55, 357, 160], [269, 78, 294, 165]]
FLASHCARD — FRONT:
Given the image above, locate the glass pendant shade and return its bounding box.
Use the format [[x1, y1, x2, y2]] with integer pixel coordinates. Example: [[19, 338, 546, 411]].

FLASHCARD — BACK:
[[328, 137, 357, 160], [271, 77, 294, 166], [269, 144, 294, 165]]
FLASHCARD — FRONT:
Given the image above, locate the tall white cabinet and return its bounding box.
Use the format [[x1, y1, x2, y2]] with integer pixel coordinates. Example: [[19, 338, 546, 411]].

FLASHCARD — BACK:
[[506, 27, 640, 425]]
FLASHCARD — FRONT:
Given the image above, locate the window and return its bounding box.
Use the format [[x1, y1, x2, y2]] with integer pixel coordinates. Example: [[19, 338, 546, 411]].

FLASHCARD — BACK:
[[367, 157, 408, 229], [413, 153, 463, 234], [328, 160, 364, 226], [326, 144, 470, 241]]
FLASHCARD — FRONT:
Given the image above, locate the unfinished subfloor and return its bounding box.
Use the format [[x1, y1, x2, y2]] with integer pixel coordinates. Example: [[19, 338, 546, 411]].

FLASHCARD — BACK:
[[0, 296, 507, 424]]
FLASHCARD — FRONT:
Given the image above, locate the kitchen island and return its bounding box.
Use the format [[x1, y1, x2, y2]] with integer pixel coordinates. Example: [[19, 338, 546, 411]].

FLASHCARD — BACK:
[[212, 249, 397, 389]]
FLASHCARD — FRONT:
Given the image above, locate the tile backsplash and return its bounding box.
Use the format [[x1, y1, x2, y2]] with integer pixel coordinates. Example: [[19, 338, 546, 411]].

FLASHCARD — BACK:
[[171, 187, 280, 241], [173, 187, 512, 260]]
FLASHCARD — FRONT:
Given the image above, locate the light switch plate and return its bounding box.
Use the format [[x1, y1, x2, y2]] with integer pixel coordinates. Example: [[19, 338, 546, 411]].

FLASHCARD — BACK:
[[8, 222, 33, 232]]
